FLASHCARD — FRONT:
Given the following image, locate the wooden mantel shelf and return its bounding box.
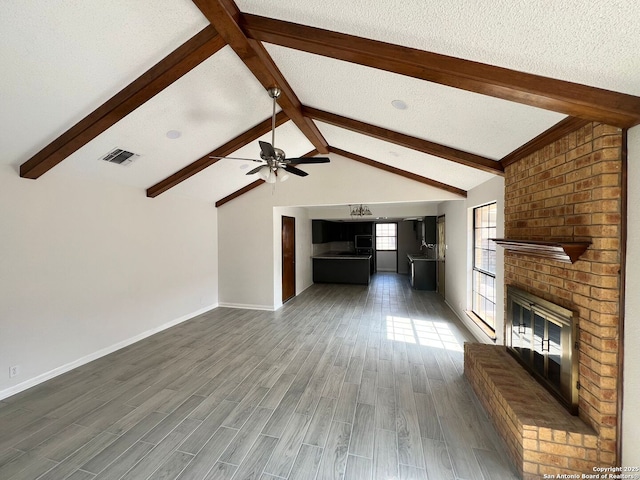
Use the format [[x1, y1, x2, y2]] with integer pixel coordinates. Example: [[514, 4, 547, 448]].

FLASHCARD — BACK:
[[491, 239, 590, 264]]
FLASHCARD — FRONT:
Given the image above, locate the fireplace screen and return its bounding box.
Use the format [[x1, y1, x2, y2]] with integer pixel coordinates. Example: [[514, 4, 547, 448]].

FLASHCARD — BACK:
[[506, 286, 578, 413]]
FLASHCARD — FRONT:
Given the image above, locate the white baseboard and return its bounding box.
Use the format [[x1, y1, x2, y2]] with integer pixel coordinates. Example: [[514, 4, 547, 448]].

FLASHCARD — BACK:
[[0, 304, 218, 401], [218, 302, 276, 311], [444, 299, 490, 344], [222, 281, 316, 312]]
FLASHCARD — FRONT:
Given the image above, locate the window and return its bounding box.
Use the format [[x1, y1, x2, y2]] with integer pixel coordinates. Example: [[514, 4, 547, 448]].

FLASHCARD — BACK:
[[375, 223, 397, 251], [472, 203, 497, 330]]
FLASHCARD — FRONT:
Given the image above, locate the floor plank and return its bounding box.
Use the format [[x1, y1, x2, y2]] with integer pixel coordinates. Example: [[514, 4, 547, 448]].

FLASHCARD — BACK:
[[316, 421, 351, 480], [0, 274, 516, 480]]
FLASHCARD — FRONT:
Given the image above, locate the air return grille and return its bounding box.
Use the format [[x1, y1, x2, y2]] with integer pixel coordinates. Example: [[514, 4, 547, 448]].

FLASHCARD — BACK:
[[99, 148, 139, 166]]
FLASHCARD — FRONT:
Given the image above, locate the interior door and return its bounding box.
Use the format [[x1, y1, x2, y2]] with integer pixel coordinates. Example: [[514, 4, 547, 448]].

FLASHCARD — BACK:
[[437, 215, 446, 297], [282, 216, 296, 303]]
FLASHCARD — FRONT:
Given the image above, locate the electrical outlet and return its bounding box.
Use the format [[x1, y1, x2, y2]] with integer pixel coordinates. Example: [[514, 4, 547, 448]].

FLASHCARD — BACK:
[[9, 365, 19, 378]]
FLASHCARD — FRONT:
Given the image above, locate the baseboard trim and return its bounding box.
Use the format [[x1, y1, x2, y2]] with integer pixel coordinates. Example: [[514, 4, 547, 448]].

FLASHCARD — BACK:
[[218, 302, 276, 311], [0, 303, 218, 401], [444, 299, 491, 345]]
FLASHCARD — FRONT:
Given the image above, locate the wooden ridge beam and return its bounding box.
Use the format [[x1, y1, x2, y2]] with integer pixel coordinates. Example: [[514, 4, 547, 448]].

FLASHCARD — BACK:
[[304, 106, 503, 176], [20, 26, 225, 179], [330, 147, 467, 197], [242, 14, 640, 128], [147, 110, 288, 197], [192, 0, 329, 153]]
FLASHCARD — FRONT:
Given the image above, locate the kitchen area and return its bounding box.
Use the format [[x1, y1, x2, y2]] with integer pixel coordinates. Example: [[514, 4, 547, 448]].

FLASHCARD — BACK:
[[311, 216, 439, 290]]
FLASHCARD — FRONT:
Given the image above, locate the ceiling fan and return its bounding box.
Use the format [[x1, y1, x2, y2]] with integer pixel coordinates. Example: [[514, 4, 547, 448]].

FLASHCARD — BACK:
[[210, 87, 330, 183]]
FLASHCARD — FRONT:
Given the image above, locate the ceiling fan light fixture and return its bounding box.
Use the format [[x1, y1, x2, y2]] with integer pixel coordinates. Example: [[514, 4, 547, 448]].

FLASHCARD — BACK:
[[277, 167, 290, 182], [258, 165, 271, 180], [265, 168, 277, 184]]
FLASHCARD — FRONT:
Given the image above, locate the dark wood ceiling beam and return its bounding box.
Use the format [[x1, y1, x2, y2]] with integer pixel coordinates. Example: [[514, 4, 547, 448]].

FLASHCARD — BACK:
[[242, 14, 640, 128], [330, 147, 467, 197], [192, 0, 329, 153], [147, 111, 288, 197], [215, 179, 265, 207], [215, 149, 318, 207], [20, 26, 225, 179], [500, 117, 591, 167], [304, 106, 503, 176]]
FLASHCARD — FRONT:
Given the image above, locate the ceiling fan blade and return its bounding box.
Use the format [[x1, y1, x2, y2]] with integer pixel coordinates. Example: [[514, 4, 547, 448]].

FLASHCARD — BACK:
[[209, 155, 263, 163], [283, 165, 309, 177], [287, 157, 331, 164], [246, 165, 266, 175], [259, 141, 276, 159]]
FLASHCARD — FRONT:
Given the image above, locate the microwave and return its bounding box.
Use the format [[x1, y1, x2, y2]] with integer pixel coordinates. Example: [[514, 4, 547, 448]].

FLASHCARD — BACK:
[[355, 235, 373, 249]]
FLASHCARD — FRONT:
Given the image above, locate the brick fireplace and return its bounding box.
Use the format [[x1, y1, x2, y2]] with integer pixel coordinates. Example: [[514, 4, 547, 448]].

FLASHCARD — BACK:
[[465, 122, 625, 478]]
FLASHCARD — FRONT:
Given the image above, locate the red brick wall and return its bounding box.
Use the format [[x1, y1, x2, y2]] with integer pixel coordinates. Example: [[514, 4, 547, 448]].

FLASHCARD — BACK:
[[503, 122, 624, 465]]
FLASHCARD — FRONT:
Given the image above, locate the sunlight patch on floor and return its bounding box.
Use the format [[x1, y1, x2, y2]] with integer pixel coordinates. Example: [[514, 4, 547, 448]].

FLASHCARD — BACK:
[[386, 315, 463, 351]]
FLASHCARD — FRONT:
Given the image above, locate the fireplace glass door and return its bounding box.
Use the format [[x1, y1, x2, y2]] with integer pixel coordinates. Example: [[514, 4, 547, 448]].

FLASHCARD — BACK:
[[507, 286, 578, 413]]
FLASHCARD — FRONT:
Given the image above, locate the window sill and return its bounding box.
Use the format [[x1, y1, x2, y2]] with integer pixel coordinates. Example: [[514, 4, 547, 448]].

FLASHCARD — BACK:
[[465, 311, 497, 341]]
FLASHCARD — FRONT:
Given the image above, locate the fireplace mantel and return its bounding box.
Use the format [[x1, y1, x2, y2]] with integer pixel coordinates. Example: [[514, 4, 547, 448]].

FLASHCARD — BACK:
[[491, 239, 590, 263]]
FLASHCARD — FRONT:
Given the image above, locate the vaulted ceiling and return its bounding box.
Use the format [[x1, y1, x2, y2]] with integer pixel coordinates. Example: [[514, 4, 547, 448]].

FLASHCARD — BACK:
[[2, 1, 639, 207]]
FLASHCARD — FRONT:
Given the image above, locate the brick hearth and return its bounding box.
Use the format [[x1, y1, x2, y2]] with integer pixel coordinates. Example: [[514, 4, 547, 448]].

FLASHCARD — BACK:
[[465, 343, 598, 479]]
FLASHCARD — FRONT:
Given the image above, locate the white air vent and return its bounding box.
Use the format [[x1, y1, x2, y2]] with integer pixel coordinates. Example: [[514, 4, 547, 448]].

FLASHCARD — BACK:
[[99, 148, 139, 166]]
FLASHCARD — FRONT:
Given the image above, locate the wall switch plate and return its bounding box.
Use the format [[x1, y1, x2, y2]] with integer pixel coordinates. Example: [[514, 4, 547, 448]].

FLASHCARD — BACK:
[[9, 365, 19, 378]]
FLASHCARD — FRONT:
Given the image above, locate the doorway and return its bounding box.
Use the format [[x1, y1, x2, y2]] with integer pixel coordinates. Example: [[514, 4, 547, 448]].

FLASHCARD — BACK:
[[282, 216, 296, 303], [437, 215, 446, 297], [375, 222, 398, 272]]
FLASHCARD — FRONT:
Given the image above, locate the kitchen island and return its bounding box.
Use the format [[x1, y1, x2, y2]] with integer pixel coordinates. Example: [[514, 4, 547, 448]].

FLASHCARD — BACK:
[[312, 252, 372, 285]]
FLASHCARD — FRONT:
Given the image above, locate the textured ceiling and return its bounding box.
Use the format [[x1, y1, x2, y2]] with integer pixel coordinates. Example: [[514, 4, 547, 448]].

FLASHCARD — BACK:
[[1, 1, 639, 207], [237, 0, 640, 95], [265, 44, 565, 160]]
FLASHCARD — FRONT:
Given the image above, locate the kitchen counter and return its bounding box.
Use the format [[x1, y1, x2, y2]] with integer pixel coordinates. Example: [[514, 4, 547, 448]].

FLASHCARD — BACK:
[[313, 251, 372, 260], [312, 252, 371, 285], [407, 253, 436, 261]]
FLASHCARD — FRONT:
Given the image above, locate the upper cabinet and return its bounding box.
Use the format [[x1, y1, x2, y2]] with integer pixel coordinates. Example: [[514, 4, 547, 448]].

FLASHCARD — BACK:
[[424, 216, 437, 244], [416, 216, 437, 243], [312, 220, 373, 244], [312, 220, 331, 244]]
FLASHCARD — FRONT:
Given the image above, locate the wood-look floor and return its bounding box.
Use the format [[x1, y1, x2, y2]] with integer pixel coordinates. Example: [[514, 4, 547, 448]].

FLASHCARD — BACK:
[[0, 273, 519, 480]]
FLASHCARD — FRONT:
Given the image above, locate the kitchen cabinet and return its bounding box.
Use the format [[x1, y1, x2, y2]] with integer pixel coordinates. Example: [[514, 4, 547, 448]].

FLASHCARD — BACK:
[[424, 216, 436, 244], [312, 220, 331, 244], [407, 254, 437, 290], [312, 254, 372, 285], [312, 220, 373, 244]]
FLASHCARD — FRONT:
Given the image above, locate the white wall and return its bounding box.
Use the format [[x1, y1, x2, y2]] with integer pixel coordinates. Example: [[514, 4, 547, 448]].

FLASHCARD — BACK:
[[622, 125, 640, 466], [217, 153, 462, 309], [0, 166, 218, 398], [438, 175, 505, 344]]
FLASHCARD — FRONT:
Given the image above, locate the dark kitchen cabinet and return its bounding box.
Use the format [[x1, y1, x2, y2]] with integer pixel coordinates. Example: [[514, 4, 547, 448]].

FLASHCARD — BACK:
[[424, 216, 436, 244], [312, 220, 331, 244], [353, 222, 373, 236], [409, 258, 437, 290], [331, 222, 348, 241], [313, 220, 373, 244]]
